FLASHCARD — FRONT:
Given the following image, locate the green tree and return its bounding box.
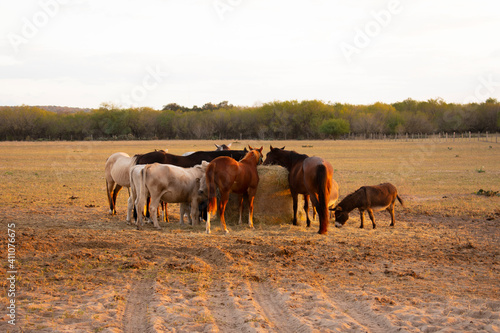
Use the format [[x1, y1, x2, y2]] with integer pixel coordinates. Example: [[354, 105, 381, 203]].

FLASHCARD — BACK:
[[319, 118, 350, 138]]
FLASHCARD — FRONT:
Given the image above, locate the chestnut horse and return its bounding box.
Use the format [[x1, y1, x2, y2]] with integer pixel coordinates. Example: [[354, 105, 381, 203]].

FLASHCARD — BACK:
[[263, 146, 334, 234], [205, 146, 263, 234]]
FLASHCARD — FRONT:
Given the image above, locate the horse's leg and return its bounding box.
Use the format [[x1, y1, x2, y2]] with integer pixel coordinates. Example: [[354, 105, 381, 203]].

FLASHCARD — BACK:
[[291, 191, 299, 225], [387, 203, 395, 227], [135, 191, 146, 230], [164, 202, 169, 223], [247, 192, 255, 229], [359, 209, 365, 228], [149, 197, 162, 229], [237, 194, 244, 225], [126, 196, 133, 223], [145, 196, 151, 222], [189, 200, 199, 227], [219, 192, 230, 234], [304, 194, 312, 227], [179, 203, 186, 225], [367, 209, 376, 229], [206, 211, 211, 234]]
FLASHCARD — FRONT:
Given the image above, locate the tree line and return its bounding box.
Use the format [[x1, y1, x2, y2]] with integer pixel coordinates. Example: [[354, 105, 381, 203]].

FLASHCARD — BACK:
[[0, 98, 498, 141]]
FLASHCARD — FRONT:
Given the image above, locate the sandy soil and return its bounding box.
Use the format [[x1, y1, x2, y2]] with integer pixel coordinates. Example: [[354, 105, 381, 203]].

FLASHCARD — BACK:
[[1, 203, 499, 333]]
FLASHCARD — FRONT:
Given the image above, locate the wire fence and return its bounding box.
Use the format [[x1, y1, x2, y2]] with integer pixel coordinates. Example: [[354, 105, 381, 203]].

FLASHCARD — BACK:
[[344, 132, 499, 143]]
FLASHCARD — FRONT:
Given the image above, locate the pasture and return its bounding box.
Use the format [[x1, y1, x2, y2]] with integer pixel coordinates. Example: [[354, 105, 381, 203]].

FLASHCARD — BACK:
[[0, 139, 499, 332]]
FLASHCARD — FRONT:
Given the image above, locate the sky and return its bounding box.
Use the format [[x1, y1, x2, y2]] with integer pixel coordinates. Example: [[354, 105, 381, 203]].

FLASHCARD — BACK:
[[1, 0, 499, 109]]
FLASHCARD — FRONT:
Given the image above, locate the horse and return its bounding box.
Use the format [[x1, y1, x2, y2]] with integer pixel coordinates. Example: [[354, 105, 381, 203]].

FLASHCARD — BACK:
[[182, 143, 232, 156], [132, 148, 248, 224], [263, 146, 334, 234], [133, 162, 209, 230], [205, 146, 263, 234], [104, 152, 135, 218], [133, 148, 247, 167], [331, 183, 404, 229]]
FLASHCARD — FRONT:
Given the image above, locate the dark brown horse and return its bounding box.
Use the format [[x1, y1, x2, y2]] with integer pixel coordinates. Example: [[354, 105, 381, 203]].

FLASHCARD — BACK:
[[133, 149, 248, 167], [331, 183, 404, 229], [205, 146, 263, 234], [263, 146, 334, 234]]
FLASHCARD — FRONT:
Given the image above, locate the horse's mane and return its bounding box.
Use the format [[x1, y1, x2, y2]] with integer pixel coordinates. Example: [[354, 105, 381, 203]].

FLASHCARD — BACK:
[[287, 150, 309, 166]]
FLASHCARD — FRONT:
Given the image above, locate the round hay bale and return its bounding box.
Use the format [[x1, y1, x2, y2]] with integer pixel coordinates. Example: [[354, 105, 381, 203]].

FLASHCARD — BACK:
[[221, 165, 295, 225]]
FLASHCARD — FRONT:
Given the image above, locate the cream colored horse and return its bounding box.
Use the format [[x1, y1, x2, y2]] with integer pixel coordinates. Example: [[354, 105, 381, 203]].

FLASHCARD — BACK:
[[105, 152, 134, 218]]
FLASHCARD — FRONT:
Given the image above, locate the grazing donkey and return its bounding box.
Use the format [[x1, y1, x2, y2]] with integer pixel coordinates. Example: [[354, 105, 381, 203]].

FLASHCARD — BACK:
[[331, 183, 403, 229]]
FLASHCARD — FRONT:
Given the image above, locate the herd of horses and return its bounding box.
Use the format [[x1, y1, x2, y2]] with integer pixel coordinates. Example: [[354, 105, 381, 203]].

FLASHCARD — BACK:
[[105, 144, 404, 234]]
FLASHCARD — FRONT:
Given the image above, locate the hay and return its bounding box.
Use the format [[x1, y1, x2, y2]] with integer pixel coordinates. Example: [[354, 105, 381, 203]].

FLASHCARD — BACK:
[[221, 165, 296, 225]]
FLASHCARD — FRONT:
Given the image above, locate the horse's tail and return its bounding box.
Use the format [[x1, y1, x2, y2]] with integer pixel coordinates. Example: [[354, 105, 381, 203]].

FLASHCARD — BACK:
[[396, 194, 404, 207], [205, 163, 217, 215], [131, 154, 140, 165], [105, 178, 114, 213], [316, 164, 330, 234], [139, 165, 150, 216]]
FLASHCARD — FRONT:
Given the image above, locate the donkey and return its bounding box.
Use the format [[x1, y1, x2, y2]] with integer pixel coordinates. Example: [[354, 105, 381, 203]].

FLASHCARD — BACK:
[[331, 183, 403, 229]]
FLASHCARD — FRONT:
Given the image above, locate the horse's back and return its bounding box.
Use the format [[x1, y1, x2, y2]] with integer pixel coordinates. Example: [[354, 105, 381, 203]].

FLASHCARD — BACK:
[[106, 152, 132, 186], [302, 156, 334, 191]]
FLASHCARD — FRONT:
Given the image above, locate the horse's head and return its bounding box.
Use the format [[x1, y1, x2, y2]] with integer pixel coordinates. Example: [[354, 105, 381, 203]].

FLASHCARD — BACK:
[[215, 143, 231, 151], [263, 145, 286, 166], [248, 146, 264, 165], [330, 205, 349, 228], [197, 173, 208, 200]]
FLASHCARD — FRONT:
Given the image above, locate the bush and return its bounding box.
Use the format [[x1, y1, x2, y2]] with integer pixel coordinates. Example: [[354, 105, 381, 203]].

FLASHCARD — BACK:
[[320, 118, 350, 138]]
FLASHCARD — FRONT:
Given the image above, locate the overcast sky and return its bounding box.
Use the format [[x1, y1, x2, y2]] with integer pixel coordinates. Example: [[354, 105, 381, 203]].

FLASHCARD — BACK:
[[1, 0, 499, 109]]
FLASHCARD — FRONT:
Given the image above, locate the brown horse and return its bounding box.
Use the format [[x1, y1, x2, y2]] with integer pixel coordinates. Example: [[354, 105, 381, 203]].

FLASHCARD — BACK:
[[205, 146, 263, 234], [263, 146, 334, 234], [331, 183, 404, 229]]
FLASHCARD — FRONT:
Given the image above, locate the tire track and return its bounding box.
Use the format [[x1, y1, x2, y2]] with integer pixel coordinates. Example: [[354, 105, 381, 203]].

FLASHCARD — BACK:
[[323, 288, 400, 333], [250, 281, 312, 333], [123, 277, 157, 333]]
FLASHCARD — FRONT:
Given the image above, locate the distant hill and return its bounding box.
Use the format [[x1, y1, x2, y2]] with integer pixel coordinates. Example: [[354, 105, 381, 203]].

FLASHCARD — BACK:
[[35, 105, 93, 113]]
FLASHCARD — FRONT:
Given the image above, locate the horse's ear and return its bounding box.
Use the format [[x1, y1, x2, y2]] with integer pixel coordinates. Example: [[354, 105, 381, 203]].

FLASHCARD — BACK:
[[280, 146, 285, 150], [227, 143, 232, 148], [215, 144, 220, 149], [248, 145, 254, 150], [258, 146, 263, 152], [270, 145, 274, 150]]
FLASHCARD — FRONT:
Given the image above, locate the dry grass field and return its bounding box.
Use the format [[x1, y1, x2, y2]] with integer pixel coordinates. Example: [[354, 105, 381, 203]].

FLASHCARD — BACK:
[[0, 139, 499, 332]]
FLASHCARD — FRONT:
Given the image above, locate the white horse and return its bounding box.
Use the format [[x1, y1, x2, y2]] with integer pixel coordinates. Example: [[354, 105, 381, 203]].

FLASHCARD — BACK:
[[105, 152, 135, 218]]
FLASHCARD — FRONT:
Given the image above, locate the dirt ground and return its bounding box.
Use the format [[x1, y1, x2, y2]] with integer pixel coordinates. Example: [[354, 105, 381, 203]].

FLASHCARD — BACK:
[[0, 140, 499, 332], [1, 204, 499, 333]]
